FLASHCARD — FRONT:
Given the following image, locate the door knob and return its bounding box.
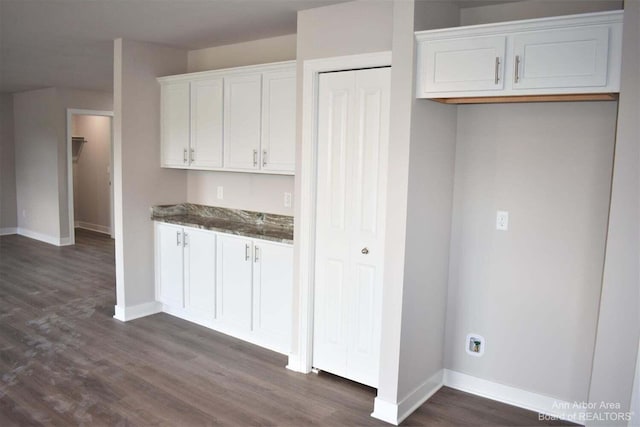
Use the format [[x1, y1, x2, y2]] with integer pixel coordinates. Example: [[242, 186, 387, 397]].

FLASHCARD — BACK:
[[361, 247, 369, 255]]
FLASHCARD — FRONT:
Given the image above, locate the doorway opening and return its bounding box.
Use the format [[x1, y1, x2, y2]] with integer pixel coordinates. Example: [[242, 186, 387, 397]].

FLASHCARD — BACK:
[[66, 109, 114, 245]]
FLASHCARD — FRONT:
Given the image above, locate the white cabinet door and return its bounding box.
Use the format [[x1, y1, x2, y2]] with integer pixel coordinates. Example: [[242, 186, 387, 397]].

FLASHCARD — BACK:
[[190, 79, 224, 168], [512, 26, 610, 90], [252, 241, 293, 353], [313, 67, 390, 388], [223, 74, 262, 170], [184, 228, 216, 319], [156, 223, 184, 307], [418, 35, 506, 95], [216, 234, 253, 330], [261, 69, 296, 173], [161, 82, 190, 167]]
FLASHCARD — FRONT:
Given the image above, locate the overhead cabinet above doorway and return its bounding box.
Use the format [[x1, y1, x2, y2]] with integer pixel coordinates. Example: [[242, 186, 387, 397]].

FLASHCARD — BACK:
[[415, 11, 623, 102], [158, 61, 296, 174]]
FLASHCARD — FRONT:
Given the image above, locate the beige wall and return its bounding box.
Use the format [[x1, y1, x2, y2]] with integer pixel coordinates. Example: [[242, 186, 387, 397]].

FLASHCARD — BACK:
[[72, 115, 111, 232], [588, 0, 640, 422], [14, 88, 60, 240], [13, 87, 112, 244], [377, 0, 461, 411], [460, 0, 622, 25], [446, 102, 616, 402], [188, 34, 296, 72], [113, 38, 188, 312], [186, 34, 296, 216], [0, 94, 17, 231]]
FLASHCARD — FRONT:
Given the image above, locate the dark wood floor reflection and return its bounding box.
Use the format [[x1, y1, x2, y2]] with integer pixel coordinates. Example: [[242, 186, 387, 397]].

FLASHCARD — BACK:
[[0, 229, 574, 426]]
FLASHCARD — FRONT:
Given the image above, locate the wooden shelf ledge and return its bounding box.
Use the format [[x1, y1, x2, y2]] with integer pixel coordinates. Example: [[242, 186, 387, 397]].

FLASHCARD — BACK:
[[430, 93, 619, 104]]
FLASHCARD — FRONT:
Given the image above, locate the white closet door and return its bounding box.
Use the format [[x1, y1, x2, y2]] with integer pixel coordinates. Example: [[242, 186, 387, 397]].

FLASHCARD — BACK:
[[313, 67, 390, 388]]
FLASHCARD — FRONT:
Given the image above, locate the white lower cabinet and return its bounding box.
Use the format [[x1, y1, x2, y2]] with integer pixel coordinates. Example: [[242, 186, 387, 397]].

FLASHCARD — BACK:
[[156, 222, 216, 317], [252, 240, 293, 352], [155, 222, 293, 355], [216, 234, 254, 330]]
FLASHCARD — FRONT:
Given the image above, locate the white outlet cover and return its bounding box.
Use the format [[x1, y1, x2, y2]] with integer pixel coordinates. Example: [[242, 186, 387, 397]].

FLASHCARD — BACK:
[[496, 210, 509, 231], [466, 333, 485, 357], [217, 186, 224, 199], [284, 192, 292, 208]]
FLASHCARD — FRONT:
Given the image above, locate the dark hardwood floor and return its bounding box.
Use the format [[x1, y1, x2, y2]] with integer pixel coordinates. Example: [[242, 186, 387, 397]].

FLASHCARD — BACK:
[[0, 229, 574, 426]]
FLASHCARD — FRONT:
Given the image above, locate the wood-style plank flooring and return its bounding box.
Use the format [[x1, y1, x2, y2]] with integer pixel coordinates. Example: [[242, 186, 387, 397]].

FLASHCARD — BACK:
[[0, 230, 574, 426]]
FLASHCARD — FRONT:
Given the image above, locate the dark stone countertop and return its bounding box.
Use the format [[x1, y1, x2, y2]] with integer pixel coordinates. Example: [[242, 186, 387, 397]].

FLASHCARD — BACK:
[[151, 203, 293, 244]]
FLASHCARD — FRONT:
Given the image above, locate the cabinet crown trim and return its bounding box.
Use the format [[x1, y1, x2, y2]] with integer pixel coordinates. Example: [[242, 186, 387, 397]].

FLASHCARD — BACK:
[[415, 10, 623, 41], [157, 60, 296, 84]]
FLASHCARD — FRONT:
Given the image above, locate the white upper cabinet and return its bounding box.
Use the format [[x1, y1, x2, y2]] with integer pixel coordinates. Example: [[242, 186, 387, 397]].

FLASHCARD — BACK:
[[190, 78, 224, 168], [511, 26, 610, 90], [420, 35, 506, 93], [224, 73, 262, 171], [161, 82, 190, 167], [261, 69, 296, 173], [415, 11, 623, 99], [158, 61, 296, 174]]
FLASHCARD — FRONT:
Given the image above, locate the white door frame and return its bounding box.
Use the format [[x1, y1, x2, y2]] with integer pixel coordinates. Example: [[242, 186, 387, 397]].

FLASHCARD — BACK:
[[287, 51, 392, 374], [66, 108, 115, 245]]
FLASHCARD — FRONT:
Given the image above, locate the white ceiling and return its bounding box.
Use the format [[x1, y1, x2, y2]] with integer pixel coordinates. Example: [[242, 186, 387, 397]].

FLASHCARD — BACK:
[[0, 0, 345, 94]]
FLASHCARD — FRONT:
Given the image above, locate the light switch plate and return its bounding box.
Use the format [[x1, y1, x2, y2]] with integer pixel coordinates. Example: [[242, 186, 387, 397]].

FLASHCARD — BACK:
[[496, 210, 509, 231]]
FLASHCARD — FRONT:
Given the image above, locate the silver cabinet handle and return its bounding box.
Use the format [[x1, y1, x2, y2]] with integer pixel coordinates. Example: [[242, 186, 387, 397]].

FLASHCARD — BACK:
[[183, 148, 188, 163], [254, 246, 260, 262], [514, 55, 520, 83], [183, 232, 188, 247], [190, 148, 195, 163], [253, 149, 258, 167], [361, 247, 369, 255], [176, 230, 182, 246], [245, 243, 251, 261], [262, 150, 267, 167], [494, 57, 500, 85]]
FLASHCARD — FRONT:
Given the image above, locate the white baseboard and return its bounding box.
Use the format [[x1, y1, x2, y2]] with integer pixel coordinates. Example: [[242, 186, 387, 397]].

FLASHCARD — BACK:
[[113, 301, 162, 322], [0, 227, 17, 236], [443, 370, 584, 423], [372, 369, 443, 425], [285, 358, 310, 374], [76, 221, 111, 235], [17, 227, 68, 246]]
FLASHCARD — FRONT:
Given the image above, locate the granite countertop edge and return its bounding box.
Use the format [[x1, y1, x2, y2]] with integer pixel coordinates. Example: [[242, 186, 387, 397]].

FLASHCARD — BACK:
[[151, 204, 293, 245]]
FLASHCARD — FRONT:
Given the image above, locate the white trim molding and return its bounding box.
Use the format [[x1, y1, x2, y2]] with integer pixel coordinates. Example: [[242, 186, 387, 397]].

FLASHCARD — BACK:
[[0, 227, 17, 236], [76, 221, 112, 235], [288, 50, 392, 375], [113, 301, 162, 322], [16, 227, 71, 246], [443, 370, 585, 423], [372, 369, 443, 425]]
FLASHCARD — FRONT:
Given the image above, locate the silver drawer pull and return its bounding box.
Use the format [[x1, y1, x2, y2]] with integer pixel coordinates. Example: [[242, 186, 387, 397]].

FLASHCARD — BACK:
[[494, 57, 500, 85], [245, 244, 251, 261], [514, 55, 521, 83]]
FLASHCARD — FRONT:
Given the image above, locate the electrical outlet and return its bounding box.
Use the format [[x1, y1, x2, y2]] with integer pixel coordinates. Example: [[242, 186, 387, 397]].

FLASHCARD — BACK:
[[284, 192, 292, 208], [496, 210, 509, 231], [217, 186, 224, 200]]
